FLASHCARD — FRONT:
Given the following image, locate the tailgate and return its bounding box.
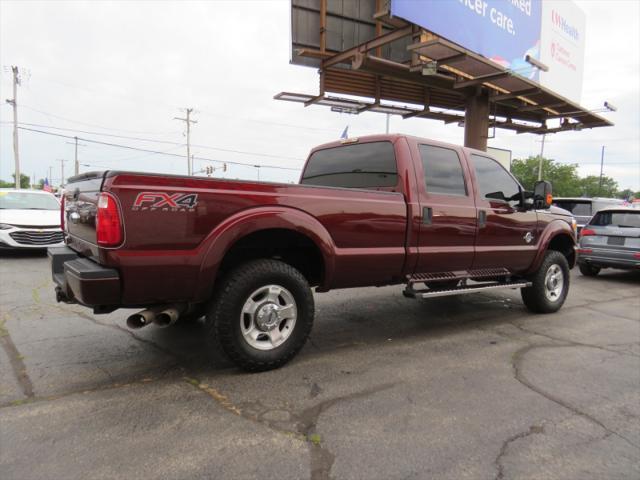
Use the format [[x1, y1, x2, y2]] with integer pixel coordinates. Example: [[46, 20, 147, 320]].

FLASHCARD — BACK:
[[62, 172, 106, 245]]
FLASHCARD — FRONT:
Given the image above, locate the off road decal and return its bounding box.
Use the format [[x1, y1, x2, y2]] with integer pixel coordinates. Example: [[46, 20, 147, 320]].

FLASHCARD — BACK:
[[132, 192, 198, 212]]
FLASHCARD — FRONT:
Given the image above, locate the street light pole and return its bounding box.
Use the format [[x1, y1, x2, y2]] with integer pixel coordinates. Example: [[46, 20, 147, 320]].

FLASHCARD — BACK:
[[598, 145, 605, 195], [537, 134, 546, 181]]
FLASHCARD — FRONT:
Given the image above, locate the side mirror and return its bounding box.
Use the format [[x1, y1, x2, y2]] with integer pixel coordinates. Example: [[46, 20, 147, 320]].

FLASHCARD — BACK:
[[533, 180, 553, 209]]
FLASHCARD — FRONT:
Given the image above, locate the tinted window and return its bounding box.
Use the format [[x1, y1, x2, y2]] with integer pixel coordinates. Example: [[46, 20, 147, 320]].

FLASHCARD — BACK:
[[553, 201, 592, 216], [419, 144, 466, 196], [300, 142, 397, 189], [471, 155, 520, 201], [590, 211, 640, 228]]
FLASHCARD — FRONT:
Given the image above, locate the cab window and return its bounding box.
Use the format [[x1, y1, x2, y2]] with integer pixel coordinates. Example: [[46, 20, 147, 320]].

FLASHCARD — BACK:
[[300, 142, 397, 189], [419, 144, 467, 196], [471, 154, 520, 201]]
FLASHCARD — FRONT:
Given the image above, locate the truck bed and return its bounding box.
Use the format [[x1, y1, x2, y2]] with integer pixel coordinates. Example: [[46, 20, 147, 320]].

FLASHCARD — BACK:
[[63, 171, 409, 304]]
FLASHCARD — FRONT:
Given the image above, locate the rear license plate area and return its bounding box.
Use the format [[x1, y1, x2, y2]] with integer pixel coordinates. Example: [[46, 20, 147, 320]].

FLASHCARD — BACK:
[[607, 236, 625, 246]]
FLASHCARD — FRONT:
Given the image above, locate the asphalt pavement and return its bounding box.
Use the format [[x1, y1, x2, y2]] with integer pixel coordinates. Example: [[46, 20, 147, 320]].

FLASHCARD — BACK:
[[1, 251, 639, 480]]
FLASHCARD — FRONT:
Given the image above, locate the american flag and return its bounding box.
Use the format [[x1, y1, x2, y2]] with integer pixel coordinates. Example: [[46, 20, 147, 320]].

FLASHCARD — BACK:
[[43, 177, 52, 192]]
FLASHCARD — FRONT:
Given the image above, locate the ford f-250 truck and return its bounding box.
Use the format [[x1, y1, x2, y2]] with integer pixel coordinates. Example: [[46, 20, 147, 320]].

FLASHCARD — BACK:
[[49, 134, 577, 371]]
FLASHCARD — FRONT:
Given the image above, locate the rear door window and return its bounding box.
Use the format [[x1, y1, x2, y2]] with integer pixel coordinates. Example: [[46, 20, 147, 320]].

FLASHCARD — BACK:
[[591, 211, 640, 228], [419, 144, 467, 196], [300, 142, 397, 189]]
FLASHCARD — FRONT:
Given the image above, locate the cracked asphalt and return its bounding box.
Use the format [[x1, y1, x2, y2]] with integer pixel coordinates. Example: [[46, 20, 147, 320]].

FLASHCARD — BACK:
[[1, 252, 639, 480]]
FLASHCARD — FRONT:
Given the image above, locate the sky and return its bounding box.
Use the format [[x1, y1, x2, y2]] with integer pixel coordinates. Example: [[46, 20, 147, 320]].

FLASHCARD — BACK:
[[0, 0, 638, 190]]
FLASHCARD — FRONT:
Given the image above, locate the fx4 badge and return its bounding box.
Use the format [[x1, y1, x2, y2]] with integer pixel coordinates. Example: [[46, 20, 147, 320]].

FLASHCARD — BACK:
[[132, 192, 198, 212]]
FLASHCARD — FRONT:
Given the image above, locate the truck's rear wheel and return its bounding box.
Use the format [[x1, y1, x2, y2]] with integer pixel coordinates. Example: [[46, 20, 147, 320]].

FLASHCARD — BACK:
[[521, 250, 570, 313], [206, 259, 314, 372]]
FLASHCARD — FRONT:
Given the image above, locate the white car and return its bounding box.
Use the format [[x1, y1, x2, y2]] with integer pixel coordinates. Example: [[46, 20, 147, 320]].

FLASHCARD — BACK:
[[0, 189, 64, 249]]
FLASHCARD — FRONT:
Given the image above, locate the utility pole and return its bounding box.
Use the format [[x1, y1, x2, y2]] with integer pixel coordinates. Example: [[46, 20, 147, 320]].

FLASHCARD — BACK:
[[57, 159, 67, 188], [174, 108, 197, 176], [65, 136, 86, 176], [598, 145, 605, 195], [5, 66, 21, 188], [537, 134, 546, 181], [48, 166, 53, 185]]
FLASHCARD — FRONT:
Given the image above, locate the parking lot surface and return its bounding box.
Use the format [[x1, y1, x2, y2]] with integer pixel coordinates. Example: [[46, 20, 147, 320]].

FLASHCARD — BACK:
[[1, 252, 639, 480]]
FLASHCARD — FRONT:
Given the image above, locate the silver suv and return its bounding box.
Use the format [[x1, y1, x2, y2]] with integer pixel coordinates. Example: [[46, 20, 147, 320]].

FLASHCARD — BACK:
[[578, 208, 640, 276], [553, 197, 625, 232]]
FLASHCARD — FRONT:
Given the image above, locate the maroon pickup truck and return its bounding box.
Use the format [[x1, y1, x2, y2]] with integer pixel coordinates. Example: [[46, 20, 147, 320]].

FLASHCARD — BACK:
[[50, 134, 577, 371]]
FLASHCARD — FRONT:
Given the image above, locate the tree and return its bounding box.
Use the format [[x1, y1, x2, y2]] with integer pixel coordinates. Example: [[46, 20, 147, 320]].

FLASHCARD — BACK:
[[0, 173, 30, 189], [510, 156, 583, 196], [579, 175, 618, 198], [616, 188, 638, 200]]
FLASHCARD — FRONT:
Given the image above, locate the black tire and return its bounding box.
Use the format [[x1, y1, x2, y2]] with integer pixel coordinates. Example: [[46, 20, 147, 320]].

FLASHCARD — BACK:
[[205, 259, 314, 372], [521, 250, 570, 314], [579, 263, 601, 277]]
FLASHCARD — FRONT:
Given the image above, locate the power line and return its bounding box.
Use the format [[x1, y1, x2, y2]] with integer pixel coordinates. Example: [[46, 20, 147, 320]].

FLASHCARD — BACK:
[[16, 126, 301, 171], [18, 105, 181, 135], [0, 121, 306, 161], [0, 121, 183, 143]]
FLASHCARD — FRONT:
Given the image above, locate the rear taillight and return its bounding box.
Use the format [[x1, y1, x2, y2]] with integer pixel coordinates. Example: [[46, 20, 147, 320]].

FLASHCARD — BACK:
[[60, 194, 65, 230], [96, 192, 123, 247], [633, 252, 640, 259], [580, 228, 596, 237]]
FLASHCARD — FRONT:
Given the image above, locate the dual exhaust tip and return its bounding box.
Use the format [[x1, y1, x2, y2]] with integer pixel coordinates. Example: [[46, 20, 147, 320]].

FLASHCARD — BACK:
[[126, 305, 185, 330]]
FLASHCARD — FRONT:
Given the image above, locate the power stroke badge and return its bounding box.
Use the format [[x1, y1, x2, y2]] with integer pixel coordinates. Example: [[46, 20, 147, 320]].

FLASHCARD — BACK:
[[132, 192, 198, 212]]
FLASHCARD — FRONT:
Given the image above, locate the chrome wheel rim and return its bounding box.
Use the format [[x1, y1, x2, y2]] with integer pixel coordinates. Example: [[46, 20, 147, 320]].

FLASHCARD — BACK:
[[240, 284, 297, 351], [544, 264, 564, 302]]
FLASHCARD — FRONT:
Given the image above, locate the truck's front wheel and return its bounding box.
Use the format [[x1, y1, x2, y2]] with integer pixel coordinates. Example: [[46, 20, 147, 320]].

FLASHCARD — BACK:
[[206, 259, 314, 372], [521, 250, 570, 313]]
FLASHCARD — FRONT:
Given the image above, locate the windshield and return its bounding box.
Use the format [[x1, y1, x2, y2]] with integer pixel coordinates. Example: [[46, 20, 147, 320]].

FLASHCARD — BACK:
[[0, 191, 60, 210], [590, 211, 640, 228]]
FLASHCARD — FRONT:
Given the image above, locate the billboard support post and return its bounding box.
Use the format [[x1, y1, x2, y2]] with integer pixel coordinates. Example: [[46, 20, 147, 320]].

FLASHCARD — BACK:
[[464, 92, 489, 151]]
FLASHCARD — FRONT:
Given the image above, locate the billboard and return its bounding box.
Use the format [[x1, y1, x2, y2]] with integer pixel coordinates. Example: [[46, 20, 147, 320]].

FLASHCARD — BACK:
[[390, 0, 585, 103], [539, 1, 586, 103]]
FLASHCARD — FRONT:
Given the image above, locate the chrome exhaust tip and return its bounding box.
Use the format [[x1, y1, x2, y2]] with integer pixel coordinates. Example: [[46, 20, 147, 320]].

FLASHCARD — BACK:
[[154, 306, 185, 328], [126, 309, 157, 329]]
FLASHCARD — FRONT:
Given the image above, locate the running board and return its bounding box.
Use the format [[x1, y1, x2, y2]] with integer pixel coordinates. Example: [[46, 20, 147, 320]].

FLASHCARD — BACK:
[[404, 281, 532, 299]]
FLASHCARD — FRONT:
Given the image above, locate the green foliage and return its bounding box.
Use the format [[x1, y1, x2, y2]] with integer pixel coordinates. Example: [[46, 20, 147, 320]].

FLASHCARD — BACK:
[[0, 174, 30, 189], [510, 156, 583, 197], [510, 156, 628, 198], [615, 188, 639, 200], [578, 175, 618, 198]]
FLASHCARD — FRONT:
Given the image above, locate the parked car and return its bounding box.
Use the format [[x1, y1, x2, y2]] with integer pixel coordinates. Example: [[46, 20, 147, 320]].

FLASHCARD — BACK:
[[49, 134, 577, 371], [577, 207, 640, 276], [553, 197, 625, 232], [0, 189, 64, 249]]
